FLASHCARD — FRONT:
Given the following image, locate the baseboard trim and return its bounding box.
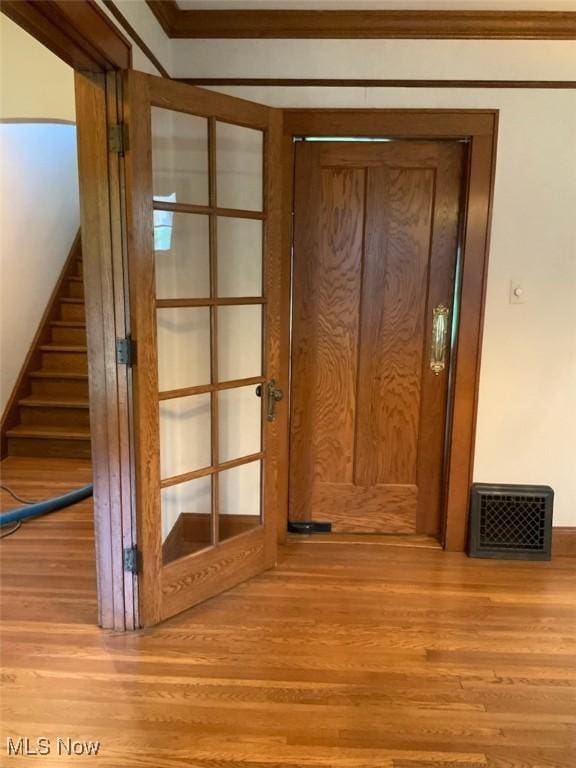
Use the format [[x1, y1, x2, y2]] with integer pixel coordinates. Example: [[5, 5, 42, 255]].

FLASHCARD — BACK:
[[553, 527, 576, 557]]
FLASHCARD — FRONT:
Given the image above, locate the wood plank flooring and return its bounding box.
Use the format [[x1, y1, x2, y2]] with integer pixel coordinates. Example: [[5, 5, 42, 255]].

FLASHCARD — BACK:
[[1, 457, 575, 767]]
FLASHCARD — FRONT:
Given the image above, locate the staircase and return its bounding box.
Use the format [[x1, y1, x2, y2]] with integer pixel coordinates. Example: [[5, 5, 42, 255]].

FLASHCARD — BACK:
[[3, 236, 91, 459]]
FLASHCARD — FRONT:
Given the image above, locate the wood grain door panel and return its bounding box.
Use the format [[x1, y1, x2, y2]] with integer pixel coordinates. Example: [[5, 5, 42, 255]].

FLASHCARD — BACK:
[[311, 483, 417, 534], [355, 165, 434, 488], [289, 163, 364, 517], [290, 141, 465, 536]]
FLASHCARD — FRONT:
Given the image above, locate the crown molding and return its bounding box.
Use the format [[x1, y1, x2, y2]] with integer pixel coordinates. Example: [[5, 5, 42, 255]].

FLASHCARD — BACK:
[[177, 77, 576, 89], [147, 2, 576, 40]]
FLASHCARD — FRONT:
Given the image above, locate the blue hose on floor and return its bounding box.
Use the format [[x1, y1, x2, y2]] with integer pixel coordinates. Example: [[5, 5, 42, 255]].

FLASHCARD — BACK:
[[0, 484, 93, 525]]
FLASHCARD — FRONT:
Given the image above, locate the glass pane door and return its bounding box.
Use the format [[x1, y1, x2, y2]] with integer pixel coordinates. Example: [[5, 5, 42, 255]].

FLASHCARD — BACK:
[[152, 110, 266, 565], [124, 71, 281, 626]]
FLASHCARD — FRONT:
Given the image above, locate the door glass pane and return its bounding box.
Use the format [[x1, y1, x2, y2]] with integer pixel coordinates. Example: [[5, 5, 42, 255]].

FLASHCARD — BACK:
[[219, 461, 261, 543], [155, 213, 210, 300], [216, 122, 263, 212], [152, 107, 209, 206], [161, 476, 212, 565], [219, 386, 261, 464], [218, 305, 262, 382], [217, 217, 263, 298], [160, 394, 211, 480], [157, 307, 211, 392]]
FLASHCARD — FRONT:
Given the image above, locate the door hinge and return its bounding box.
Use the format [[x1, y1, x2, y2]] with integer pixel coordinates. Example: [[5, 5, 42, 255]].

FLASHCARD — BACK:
[[116, 336, 136, 367], [108, 122, 128, 155], [123, 546, 141, 574]]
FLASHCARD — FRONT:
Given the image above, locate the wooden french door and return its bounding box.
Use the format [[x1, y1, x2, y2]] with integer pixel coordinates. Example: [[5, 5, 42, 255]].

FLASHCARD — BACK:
[[290, 139, 465, 536], [123, 71, 282, 626]]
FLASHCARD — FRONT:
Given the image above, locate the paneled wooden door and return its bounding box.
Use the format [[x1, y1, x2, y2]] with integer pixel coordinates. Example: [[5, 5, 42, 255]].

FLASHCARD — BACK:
[[290, 140, 465, 536], [123, 71, 283, 626]]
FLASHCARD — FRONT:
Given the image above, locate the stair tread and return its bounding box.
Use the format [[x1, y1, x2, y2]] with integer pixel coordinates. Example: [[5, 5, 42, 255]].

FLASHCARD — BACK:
[[30, 370, 88, 380], [40, 344, 87, 353], [68, 276, 83, 282], [50, 320, 86, 327], [7, 424, 91, 439], [19, 396, 89, 409], [61, 297, 84, 304]]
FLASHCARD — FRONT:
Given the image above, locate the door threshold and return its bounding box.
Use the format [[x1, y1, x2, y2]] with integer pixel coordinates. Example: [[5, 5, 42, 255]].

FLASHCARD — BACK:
[[286, 532, 442, 549]]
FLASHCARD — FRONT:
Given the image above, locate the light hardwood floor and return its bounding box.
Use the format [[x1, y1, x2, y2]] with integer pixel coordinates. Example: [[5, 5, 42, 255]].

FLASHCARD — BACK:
[[1, 457, 575, 767]]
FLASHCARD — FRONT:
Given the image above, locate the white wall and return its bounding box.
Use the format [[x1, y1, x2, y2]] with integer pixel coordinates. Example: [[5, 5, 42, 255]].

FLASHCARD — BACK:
[[0, 15, 76, 121], [0, 15, 79, 414], [171, 38, 576, 80], [0, 124, 80, 413], [166, 37, 576, 527]]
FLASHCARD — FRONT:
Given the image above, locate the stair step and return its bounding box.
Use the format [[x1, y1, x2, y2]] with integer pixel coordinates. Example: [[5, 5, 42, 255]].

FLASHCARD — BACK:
[[68, 276, 83, 283], [6, 424, 90, 440], [39, 345, 87, 373], [51, 320, 86, 327], [6, 424, 91, 459], [39, 345, 87, 353], [66, 278, 84, 299], [29, 370, 89, 398], [50, 320, 86, 344], [30, 371, 88, 380], [19, 396, 89, 408], [18, 396, 90, 428], [60, 298, 85, 321]]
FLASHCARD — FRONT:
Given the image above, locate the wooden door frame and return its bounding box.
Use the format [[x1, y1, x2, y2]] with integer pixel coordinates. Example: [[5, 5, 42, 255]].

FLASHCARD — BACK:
[[1, 1, 138, 629], [279, 110, 499, 552]]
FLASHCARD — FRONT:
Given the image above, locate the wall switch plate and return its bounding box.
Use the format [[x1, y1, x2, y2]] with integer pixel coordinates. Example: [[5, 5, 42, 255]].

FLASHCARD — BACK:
[[510, 281, 526, 304]]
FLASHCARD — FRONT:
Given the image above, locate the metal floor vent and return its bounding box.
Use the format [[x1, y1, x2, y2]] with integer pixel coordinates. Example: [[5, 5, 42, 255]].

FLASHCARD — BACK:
[[468, 483, 553, 560]]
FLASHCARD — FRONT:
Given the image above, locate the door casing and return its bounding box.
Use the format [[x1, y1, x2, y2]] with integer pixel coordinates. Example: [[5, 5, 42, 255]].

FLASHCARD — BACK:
[[278, 110, 499, 553]]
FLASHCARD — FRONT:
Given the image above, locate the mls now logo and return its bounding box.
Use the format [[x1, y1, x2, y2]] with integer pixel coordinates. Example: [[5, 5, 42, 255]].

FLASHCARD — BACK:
[[6, 737, 101, 757], [6, 738, 50, 757]]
